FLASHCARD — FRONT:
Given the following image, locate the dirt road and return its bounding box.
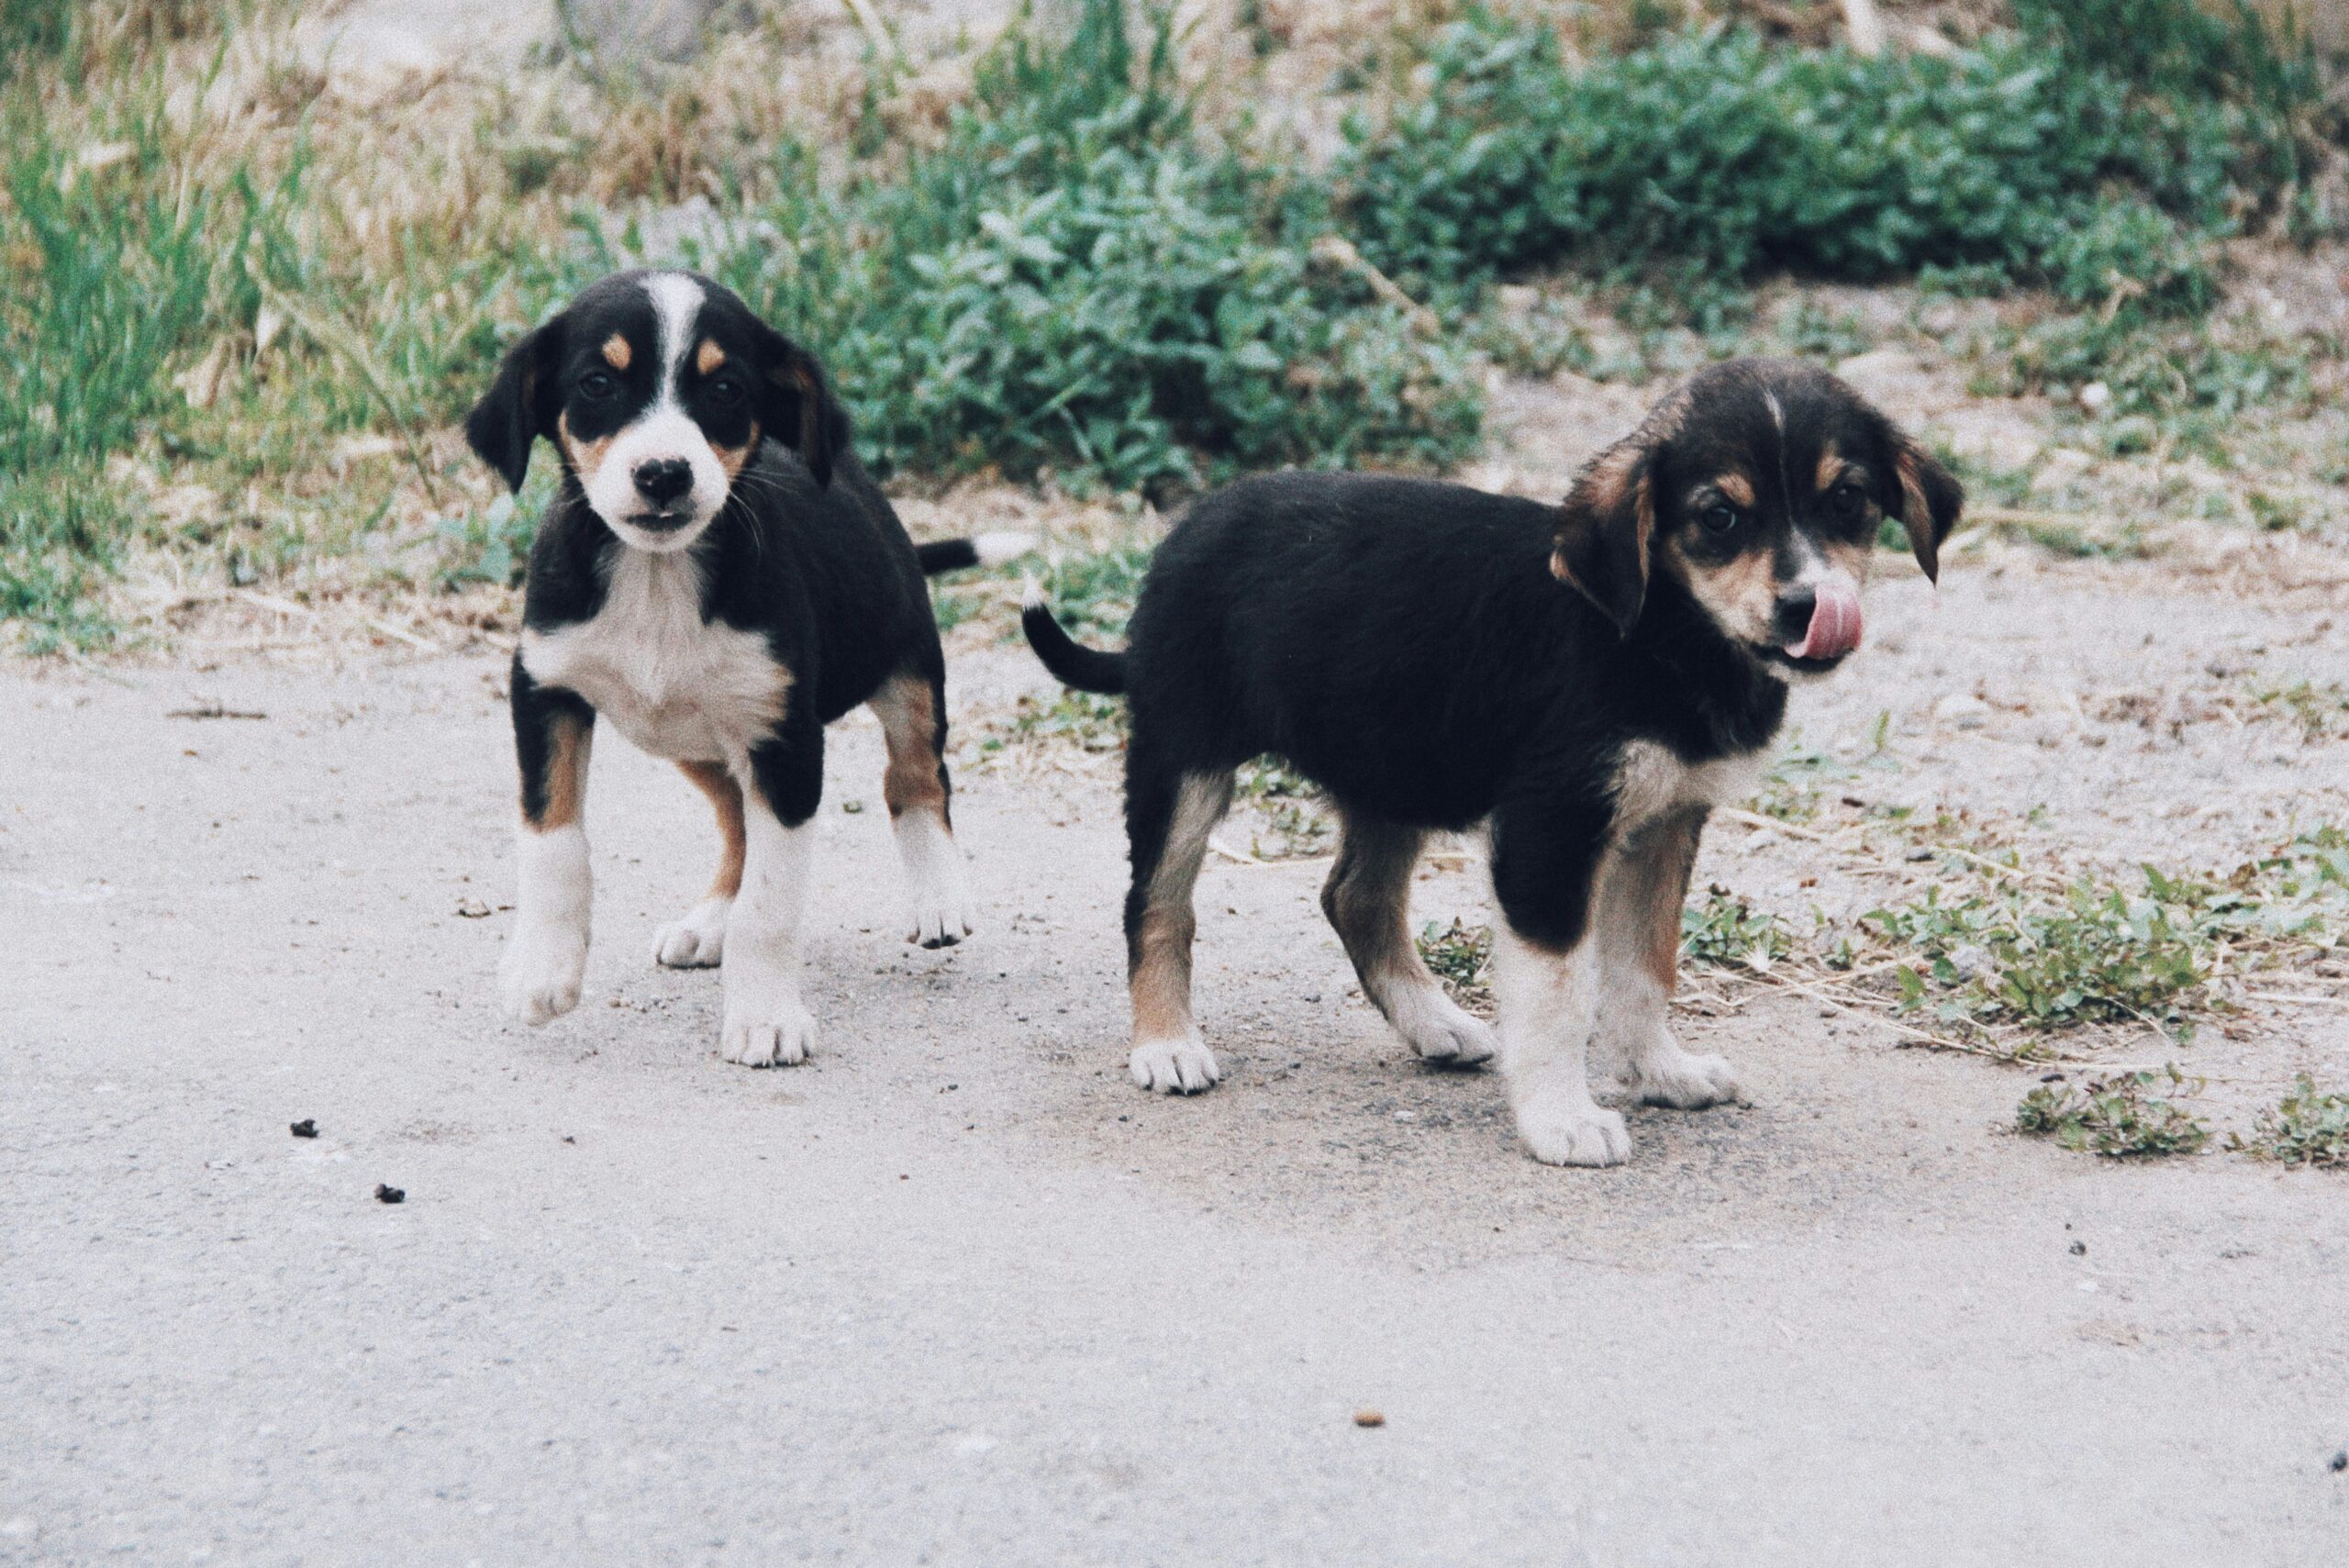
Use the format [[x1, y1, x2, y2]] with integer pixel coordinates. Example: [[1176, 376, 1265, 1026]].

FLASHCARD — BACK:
[[5, 561, 2347, 1562]]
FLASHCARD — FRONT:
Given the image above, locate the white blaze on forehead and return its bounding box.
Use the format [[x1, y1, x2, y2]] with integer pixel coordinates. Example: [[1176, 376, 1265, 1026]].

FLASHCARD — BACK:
[[580, 272, 727, 554], [645, 272, 706, 391]]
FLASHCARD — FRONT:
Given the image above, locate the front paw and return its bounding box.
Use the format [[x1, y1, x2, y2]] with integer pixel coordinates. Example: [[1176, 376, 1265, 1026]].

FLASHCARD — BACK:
[[1130, 1035, 1219, 1094], [1514, 1088, 1631, 1167], [721, 995, 817, 1067], [1634, 1050, 1739, 1110], [500, 933, 586, 1026], [907, 895, 974, 951], [652, 897, 730, 968]]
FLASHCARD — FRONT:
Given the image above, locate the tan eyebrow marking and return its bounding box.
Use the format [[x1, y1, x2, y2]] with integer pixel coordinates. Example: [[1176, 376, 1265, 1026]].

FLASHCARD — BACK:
[[1713, 472, 1757, 509], [600, 334, 631, 372], [696, 339, 726, 376], [1815, 446, 1853, 492]]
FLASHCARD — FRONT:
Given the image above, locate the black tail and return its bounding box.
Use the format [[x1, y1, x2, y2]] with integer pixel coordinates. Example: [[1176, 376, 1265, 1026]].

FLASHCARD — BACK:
[[916, 539, 982, 576], [1021, 597, 1129, 695], [915, 532, 1036, 576]]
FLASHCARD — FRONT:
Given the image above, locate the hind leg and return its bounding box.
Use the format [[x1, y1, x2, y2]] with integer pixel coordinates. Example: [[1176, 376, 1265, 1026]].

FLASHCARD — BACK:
[[652, 760, 743, 969], [871, 668, 974, 949], [1319, 810, 1496, 1066], [1123, 758, 1233, 1093]]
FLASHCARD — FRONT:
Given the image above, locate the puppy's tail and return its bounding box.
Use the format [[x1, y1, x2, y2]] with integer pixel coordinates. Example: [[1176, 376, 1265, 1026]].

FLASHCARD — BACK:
[[917, 532, 1036, 577], [1019, 578, 1128, 695]]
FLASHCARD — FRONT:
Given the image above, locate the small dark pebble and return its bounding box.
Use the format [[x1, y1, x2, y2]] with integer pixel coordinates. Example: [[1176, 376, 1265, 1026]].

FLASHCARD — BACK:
[[2039, 1073, 2065, 1084], [2331, 1451, 2346, 1473], [374, 1184, 405, 1205], [1353, 1409, 1386, 1429], [289, 1119, 317, 1139], [2069, 1240, 2087, 1256]]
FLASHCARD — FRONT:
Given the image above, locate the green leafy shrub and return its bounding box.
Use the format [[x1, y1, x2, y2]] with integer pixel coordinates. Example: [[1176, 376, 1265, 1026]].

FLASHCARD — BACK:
[[717, 0, 1480, 494], [1332, 8, 2276, 313], [2016, 1066, 2210, 1157], [2235, 1074, 2349, 1167]]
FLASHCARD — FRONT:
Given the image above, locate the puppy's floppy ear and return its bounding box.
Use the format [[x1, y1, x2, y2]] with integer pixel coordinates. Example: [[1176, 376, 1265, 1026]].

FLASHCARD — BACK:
[[750, 322, 851, 491], [464, 315, 568, 495], [1891, 434, 1964, 584], [1553, 439, 1655, 638]]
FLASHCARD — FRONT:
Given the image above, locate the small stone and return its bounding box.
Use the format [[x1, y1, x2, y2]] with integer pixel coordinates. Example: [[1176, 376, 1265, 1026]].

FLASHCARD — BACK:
[[2068, 1240, 2087, 1257], [2076, 380, 2112, 415], [1353, 1409, 1386, 1428], [1933, 693, 1991, 729], [374, 1184, 405, 1205], [289, 1119, 317, 1139], [2330, 1450, 2346, 1473]]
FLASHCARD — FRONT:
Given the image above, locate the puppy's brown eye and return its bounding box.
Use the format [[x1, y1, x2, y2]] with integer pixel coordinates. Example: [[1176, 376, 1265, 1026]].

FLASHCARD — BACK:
[[705, 375, 745, 408], [1699, 503, 1740, 535], [1829, 483, 1866, 520], [579, 370, 618, 400]]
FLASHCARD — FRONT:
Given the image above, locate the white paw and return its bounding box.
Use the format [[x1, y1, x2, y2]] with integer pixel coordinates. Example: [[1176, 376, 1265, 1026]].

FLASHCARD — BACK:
[[907, 885, 975, 950], [1130, 1035, 1220, 1094], [1392, 994, 1498, 1066], [1633, 1049, 1740, 1110], [896, 813, 975, 949], [720, 995, 818, 1067], [1514, 1087, 1632, 1167], [500, 931, 586, 1026], [652, 896, 730, 968]]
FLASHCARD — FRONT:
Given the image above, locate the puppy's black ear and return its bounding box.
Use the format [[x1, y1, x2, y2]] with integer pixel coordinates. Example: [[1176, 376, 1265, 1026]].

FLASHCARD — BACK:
[[751, 324, 850, 491], [1892, 435, 1964, 584], [464, 315, 568, 494], [1553, 440, 1654, 638]]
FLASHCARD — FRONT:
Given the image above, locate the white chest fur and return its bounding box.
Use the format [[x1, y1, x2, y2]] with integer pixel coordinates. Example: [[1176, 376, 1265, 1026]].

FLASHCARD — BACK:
[[520, 550, 789, 763], [1608, 738, 1767, 834]]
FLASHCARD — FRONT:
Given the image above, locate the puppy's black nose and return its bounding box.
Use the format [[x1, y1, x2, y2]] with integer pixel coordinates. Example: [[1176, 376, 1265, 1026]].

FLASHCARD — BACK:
[[1771, 587, 1816, 644], [633, 459, 693, 507]]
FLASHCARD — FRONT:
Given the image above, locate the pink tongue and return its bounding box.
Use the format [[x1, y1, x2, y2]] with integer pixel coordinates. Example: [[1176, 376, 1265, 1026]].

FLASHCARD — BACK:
[[1787, 580, 1863, 661]]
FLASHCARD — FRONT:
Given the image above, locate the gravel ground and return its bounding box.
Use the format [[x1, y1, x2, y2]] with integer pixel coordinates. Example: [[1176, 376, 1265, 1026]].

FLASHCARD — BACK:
[[6, 547, 2348, 1563]]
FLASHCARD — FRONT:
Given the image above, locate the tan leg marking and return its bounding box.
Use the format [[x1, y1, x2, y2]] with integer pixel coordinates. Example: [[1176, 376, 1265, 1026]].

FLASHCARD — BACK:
[[529, 707, 593, 832], [1321, 811, 1496, 1064], [677, 760, 746, 900], [872, 671, 949, 821], [1129, 773, 1232, 1057]]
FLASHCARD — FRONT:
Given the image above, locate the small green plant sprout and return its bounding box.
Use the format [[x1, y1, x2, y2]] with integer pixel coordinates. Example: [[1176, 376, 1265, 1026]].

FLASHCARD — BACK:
[[1417, 919, 1493, 1007], [2247, 677, 2349, 741], [1681, 887, 1792, 973], [2232, 1075, 2349, 1168], [2016, 1066, 2211, 1158], [1235, 759, 1330, 860]]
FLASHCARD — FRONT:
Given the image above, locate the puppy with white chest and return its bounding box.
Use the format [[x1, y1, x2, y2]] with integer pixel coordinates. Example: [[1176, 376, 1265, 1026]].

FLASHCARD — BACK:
[[1021, 358, 1962, 1166], [466, 269, 1025, 1066]]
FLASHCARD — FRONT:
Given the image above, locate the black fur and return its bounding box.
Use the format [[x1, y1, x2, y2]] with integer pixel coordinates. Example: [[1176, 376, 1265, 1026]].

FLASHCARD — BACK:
[[1023, 358, 1960, 966], [466, 271, 993, 837]]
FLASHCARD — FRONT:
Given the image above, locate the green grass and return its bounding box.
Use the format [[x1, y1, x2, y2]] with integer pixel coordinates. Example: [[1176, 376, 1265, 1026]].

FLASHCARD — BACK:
[[2, 0, 2342, 651], [1332, 6, 2281, 314], [2016, 1065, 2212, 1157], [1681, 887, 1793, 971]]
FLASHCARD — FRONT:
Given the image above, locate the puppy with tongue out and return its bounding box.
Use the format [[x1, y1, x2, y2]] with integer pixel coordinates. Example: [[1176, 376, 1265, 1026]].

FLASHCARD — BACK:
[[1013, 355, 1964, 1169]]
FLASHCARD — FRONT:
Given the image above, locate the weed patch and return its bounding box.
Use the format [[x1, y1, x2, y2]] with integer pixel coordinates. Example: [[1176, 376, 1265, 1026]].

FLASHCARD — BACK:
[[1682, 886, 1793, 972], [1417, 918, 1493, 1007], [2233, 1074, 2349, 1168], [2016, 1065, 2211, 1157]]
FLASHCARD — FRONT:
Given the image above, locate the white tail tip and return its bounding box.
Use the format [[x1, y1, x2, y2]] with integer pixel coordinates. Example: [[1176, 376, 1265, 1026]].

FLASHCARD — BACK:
[[1019, 573, 1045, 610], [974, 530, 1038, 568]]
